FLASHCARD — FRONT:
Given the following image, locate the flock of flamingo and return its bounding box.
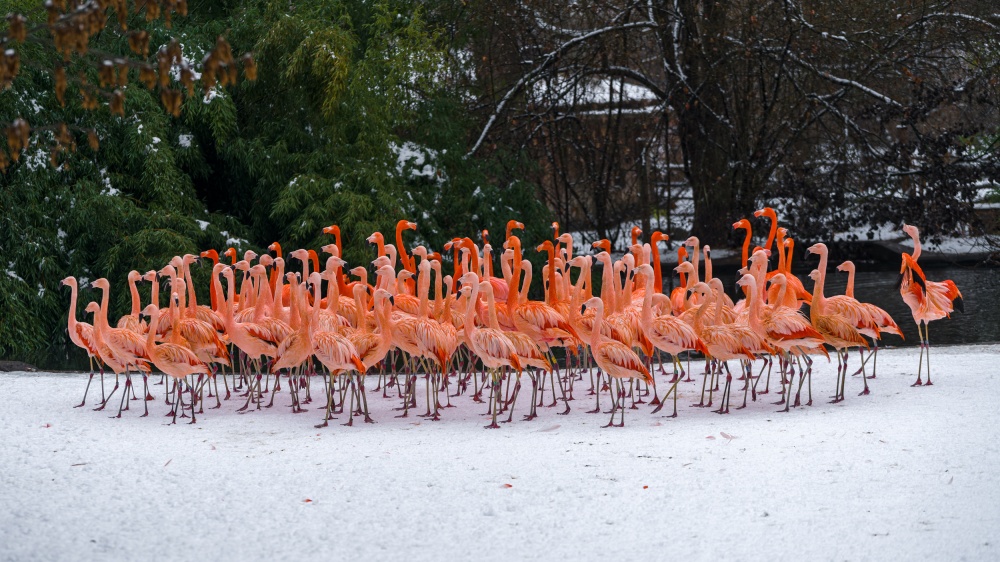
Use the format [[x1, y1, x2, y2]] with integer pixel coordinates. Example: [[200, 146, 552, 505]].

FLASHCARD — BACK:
[[60, 210, 964, 427]]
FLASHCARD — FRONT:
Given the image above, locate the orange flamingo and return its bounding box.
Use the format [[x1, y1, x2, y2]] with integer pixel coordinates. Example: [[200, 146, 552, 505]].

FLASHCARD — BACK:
[[581, 297, 652, 427], [898, 224, 963, 386], [62, 276, 105, 407], [141, 304, 209, 423], [634, 264, 708, 417], [838, 260, 903, 377], [805, 249, 869, 403], [89, 278, 152, 417], [459, 272, 523, 428]]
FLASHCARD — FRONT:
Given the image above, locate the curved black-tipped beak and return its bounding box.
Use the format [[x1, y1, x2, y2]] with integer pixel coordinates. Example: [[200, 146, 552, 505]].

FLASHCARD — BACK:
[[388, 295, 395, 306]]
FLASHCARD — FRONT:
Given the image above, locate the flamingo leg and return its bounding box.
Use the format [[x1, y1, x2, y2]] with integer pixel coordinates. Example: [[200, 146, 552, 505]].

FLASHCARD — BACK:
[[924, 323, 933, 386], [913, 322, 925, 386]]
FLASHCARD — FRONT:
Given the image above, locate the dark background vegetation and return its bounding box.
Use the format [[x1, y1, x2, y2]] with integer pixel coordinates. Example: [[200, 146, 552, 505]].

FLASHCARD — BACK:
[[0, 0, 997, 359]]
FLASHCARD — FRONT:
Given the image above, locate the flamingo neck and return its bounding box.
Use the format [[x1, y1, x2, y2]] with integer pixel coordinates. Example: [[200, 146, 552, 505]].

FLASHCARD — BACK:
[[127, 276, 141, 316], [845, 267, 855, 299], [740, 228, 751, 268], [650, 238, 663, 293]]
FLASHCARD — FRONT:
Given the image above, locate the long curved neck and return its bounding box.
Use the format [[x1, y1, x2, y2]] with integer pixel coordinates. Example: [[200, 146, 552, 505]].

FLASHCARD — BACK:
[[640, 273, 655, 328], [66, 281, 79, 332], [775, 232, 786, 274], [678, 249, 687, 287], [713, 286, 725, 325], [97, 285, 111, 331], [310, 281, 322, 339], [704, 249, 713, 283], [598, 256, 617, 311], [811, 270, 827, 314], [463, 284, 479, 337], [589, 303, 604, 348], [519, 261, 532, 305], [845, 267, 855, 299], [145, 308, 159, 352], [484, 287, 501, 330], [182, 262, 198, 311], [128, 276, 141, 315], [507, 240, 521, 309], [785, 240, 795, 273], [764, 215, 777, 251], [545, 248, 557, 304], [223, 274, 236, 327], [211, 270, 225, 315], [397, 225, 414, 273], [909, 230, 922, 261], [689, 242, 701, 284], [745, 278, 763, 330], [417, 265, 431, 319], [740, 227, 751, 268], [650, 239, 663, 293], [432, 263, 444, 317]]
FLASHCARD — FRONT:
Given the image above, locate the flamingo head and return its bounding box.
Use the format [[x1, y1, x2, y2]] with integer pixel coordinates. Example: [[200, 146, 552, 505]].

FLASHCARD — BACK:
[[703, 245, 711, 260], [140, 304, 157, 319], [631, 225, 642, 242], [84, 301, 100, 315], [234, 260, 250, 272], [372, 256, 391, 269], [684, 236, 699, 248], [126, 270, 141, 283], [258, 254, 274, 267], [753, 207, 776, 221], [808, 269, 821, 281], [223, 248, 237, 261], [366, 232, 383, 245], [349, 266, 366, 279], [412, 246, 428, 260], [267, 242, 281, 254], [902, 224, 919, 238], [200, 249, 219, 262], [736, 273, 756, 289], [243, 250, 257, 262], [323, 225, 340, 236], [182, 253, 198, 266], [143, 270, 157, 282], [674, 261, 695, 275], [90, 278, 110, 290], [750, 249, 768, 265], [289, 248, 309, 262], [691, 282, 712, 298], [650, 231, 668, 244], [806, 243, 827, 256], [635, 263, 655, 277], [60, 276, 75, 287], [536, 240, 554, 254], [480, 230, 489, 244], [581, 296, 603, 315], [733, 218, 751, 231], [325, 256, 347, 271], [837, 261, 855, 273], [397, 220, 417, 232], [556, 233, 573, 245]]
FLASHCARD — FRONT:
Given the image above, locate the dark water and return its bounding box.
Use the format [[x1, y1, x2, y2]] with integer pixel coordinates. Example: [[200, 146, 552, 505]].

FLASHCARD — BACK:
[[816, 265, 1000, 348], [22, 265, 1000, 372]]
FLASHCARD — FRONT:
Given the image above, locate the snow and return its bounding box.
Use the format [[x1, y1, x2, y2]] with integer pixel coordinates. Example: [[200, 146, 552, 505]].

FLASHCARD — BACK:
[[195, 220, 209, 231], [178, 134, 193, 148], [390, 141, 443, 182], [2, 344, 998, 559]]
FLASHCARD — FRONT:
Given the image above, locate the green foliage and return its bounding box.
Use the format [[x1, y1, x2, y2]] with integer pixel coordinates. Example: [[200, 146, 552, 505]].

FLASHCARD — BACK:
[[0, 0, 549, 362]]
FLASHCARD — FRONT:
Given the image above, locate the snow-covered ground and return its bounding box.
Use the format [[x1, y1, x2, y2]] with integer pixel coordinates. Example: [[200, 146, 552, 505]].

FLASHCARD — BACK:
[[3, 344, 999, 560]]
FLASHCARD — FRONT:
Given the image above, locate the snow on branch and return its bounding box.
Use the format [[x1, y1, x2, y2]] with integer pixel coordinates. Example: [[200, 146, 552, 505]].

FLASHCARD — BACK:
[[466, 20, 658, 157]]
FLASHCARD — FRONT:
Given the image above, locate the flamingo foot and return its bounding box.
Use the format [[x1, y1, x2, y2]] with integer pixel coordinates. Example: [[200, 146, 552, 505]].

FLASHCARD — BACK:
[[315, 421, 329, 428], [924, 380, 933, 386], [859, 388, 870, 396], [484, 422, 500, 429]]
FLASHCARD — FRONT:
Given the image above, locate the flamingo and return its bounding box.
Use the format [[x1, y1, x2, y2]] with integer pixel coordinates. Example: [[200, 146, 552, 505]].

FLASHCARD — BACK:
[[221, 267, 277, 411], [805, 255, 869, 403], [633, 264, 707, 417], [580, 297, 652, 427], [739, 273, 826, 411], [686, 282, 756, 412], [898, 224, 964, 386], [61, 276, 104, 407], [141, 304, 210, 423], [88, 278, 152, 417], [459, 272, 523, 428], [838, 260, 903, 378]]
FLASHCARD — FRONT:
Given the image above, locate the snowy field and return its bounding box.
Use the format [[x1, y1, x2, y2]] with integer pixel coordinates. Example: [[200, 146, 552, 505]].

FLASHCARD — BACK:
[[2, 344, 999, 561]]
